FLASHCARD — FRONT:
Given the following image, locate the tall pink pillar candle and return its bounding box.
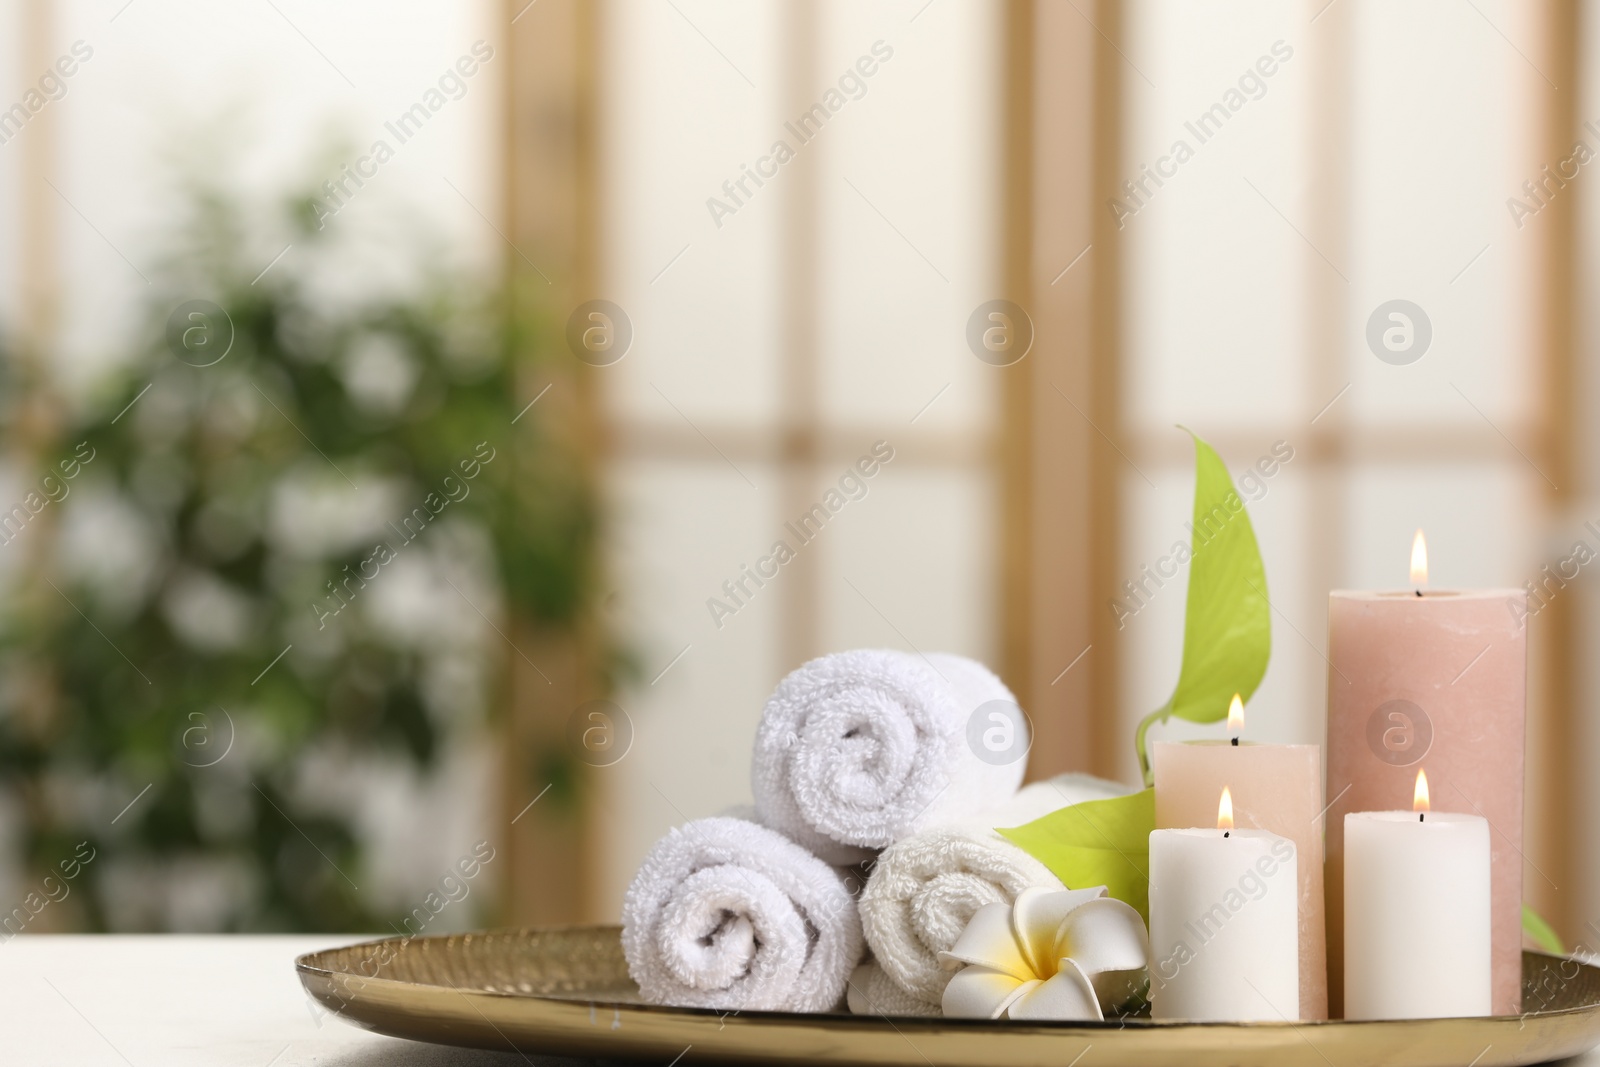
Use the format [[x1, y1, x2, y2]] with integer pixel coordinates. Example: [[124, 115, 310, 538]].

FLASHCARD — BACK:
[[1326, 587, 1526, 1017], [1154, 739, 1327, 1019]]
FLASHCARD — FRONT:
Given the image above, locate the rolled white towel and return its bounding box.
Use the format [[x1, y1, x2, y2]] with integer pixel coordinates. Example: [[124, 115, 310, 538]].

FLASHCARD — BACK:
[[855, 773, 1130, 1012], [622, 816, 863, 1012], [753, 650, 1026, 866], [845, 961, 941, 1018]]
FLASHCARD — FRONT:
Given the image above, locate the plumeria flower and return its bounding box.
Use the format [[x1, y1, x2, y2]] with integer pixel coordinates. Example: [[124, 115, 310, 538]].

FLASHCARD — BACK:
[[939, 885, 1149, 1020]]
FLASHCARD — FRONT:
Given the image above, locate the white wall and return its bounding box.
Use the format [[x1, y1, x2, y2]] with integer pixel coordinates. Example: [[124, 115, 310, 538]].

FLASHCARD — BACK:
[[595, 0, 1001, 917], [1117, 0, 1545, 776]]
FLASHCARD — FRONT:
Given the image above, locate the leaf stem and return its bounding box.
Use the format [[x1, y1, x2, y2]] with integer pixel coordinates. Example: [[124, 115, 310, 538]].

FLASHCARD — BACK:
[[1134, 703, 1171, 788]]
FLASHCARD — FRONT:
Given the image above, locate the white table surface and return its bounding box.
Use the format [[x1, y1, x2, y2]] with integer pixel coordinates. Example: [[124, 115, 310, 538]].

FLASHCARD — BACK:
[[0, 935, 595, 1066], [4, 935, 1598, 1066]]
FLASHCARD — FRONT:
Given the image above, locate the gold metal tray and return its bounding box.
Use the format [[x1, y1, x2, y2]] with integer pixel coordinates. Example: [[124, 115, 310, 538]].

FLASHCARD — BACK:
[[297, 926, 1600, 1066]]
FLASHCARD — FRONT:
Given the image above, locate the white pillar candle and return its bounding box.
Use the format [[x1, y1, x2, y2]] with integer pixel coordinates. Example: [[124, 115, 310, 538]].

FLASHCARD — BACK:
[[1148, 794, 1299, 1022], [1344, 795, 1490, 1020]]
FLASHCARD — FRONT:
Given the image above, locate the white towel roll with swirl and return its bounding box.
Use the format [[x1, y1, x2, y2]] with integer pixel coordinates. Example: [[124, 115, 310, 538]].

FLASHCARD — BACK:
[[621, 816, 863, 1012], [856, 773, 1130, 1011], [752, 650, 1027, 866]]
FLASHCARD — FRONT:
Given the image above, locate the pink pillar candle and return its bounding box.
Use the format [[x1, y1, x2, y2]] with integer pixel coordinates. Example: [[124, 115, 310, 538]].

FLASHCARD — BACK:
[[1153, 740, 1327, 1020], [1326, 587, 1526, 1017]]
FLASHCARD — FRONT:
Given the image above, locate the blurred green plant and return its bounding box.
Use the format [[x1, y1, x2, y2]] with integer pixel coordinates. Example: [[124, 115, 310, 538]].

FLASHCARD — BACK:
[[0, 177, 600, 931]]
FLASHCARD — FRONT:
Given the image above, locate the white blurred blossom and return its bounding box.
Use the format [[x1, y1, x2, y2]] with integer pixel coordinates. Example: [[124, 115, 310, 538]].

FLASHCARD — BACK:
[[58, 488, 166, 621], [161, 568, 256, 651], [267, 467, 405, 559], [341, 331, 418, 415]]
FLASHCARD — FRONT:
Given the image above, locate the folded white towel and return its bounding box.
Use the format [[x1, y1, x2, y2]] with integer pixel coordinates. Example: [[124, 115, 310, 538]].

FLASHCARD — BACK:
[[621, 816, 863, 1012], [855, 773, 1130, 1012], [752, 650, 1027, 866]]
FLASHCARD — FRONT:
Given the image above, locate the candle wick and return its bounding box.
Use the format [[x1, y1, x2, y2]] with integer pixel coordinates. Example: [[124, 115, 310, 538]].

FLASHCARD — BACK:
[[1419, 812, 1425, 823], [1223, 831, 1230, 838], [1414, 589, 1423, 597], [1230, 737, 1239, 747]]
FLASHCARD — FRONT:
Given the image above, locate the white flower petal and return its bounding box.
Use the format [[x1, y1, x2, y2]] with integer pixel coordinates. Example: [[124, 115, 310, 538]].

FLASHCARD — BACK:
[[1055, 897, 1149, 978], [939, 901, 1034, 981], [1006, 959, 1104, 1021], [943, 966, 1036, 1019], [1090, 967, 1148, 1016], [1010, 886, 1108, 977]]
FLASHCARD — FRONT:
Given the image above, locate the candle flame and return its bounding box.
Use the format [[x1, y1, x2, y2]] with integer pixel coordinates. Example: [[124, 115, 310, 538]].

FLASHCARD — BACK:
[[1227, 693, 1244, 736], [1414, 768, 1430, 813], [1410, 529, 1428, 588], [1217, 787, 1234, 831]]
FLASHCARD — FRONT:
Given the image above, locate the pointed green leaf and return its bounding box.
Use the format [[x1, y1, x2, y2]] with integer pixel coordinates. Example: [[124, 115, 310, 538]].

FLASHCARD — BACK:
[[1134, 431, 1275, 785], [1166, 430, 1271, 724], [997, 789, 1155, 922], [1524, 904, 1565, 955]]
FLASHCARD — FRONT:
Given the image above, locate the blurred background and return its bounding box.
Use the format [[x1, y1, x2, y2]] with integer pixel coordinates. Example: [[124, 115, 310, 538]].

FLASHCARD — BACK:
[[0, 0, 1596, 949]]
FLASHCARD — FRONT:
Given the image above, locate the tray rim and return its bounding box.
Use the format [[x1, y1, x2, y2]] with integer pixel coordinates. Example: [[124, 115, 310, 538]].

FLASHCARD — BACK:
[[294, 925, 1600, 1028], [294, 925, 1600, 1066]]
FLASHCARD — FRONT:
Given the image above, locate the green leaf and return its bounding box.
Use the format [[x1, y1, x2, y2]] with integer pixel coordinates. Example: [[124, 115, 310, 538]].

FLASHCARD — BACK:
[[1166, 430, 1272, 721], [1524, 904, 1566, 955], [997, 789, 1155, 922], [1134, 429, 1272, 784]]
